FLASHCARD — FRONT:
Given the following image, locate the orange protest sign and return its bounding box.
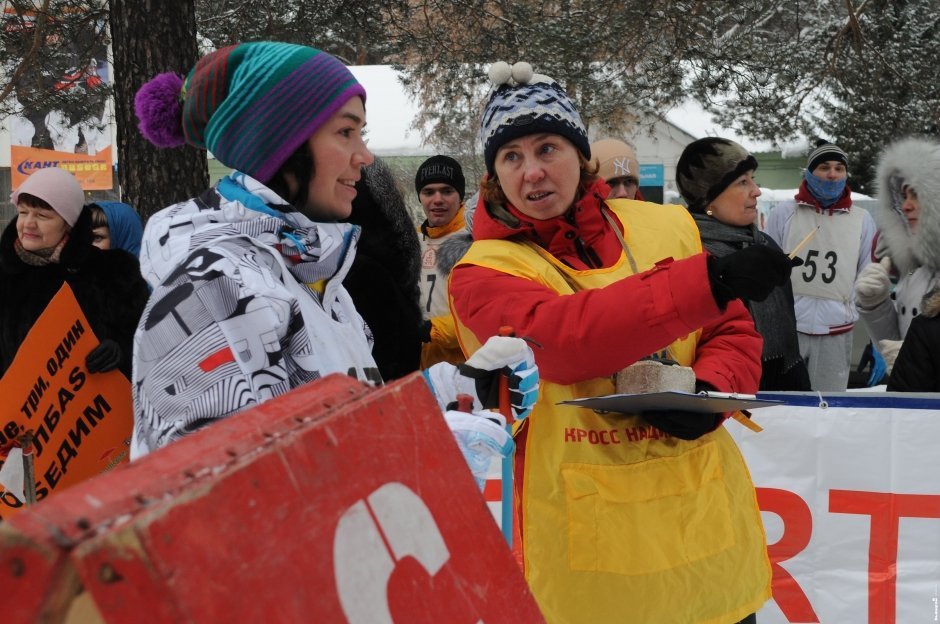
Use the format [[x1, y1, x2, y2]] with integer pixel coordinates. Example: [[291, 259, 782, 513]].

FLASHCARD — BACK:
[[0, 283, 132, 519]]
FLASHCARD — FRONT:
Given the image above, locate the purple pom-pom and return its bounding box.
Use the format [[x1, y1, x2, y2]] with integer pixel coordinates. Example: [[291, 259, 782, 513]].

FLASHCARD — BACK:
[[135, 72, 186, 148]]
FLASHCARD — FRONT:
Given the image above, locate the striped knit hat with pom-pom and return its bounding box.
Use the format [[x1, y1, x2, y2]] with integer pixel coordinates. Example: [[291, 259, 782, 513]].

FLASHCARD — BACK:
[[134, 42, 365, 183], [479, 61, 589, 175]]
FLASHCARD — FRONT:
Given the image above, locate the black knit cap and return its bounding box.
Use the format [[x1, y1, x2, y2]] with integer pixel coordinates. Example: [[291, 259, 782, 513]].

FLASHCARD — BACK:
[[806, 139, 848, 172], [414, 155, 466, 200], [676, 137, 758, 213]]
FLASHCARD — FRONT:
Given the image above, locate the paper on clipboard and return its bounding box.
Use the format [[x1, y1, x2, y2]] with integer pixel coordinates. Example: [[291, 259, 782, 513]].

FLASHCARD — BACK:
[[559, 391, 782, 414]]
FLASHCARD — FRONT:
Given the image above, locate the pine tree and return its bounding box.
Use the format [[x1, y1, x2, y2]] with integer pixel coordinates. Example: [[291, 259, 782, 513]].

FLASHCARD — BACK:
[[108, 0, 207, 219]]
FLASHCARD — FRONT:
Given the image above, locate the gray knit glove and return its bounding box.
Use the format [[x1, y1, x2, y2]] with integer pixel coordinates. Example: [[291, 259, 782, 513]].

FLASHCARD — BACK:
[[878, 339, 903, 372], [855, 257, 892, 309]]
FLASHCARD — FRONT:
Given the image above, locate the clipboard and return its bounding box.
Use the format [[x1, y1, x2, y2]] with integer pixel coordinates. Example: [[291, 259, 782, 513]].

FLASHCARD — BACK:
[[559, 391, 782, 414]]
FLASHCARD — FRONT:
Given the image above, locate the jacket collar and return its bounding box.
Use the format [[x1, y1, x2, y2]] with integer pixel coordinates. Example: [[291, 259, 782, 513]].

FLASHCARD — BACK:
[[421, 206, 466, 239], [794, 179, 853, 213], [472, 179, 617, 269]]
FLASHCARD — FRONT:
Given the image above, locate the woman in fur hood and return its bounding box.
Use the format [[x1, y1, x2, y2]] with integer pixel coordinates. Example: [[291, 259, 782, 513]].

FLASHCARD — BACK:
[[855, 137, 940, 370]]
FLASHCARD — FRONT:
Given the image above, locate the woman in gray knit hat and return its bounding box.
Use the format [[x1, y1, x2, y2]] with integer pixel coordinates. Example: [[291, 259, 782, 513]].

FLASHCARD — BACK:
[[677, 137, 811, 391]]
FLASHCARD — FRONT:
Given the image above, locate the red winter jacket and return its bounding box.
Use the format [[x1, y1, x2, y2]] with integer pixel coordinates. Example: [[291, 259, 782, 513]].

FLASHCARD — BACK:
[[449, 180, 762, 393]]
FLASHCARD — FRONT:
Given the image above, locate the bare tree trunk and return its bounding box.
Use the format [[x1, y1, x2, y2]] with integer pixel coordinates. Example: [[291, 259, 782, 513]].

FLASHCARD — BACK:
[[108, 0, 208, 221]]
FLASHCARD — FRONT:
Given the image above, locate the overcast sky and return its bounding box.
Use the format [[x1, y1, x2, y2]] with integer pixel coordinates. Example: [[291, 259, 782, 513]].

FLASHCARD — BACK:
[[349, 65, 803, 156]]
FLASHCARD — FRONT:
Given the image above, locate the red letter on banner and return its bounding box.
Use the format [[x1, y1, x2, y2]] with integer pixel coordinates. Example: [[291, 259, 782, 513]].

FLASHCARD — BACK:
[[830, 490, 940, 624], [756, 487, 820, 623]]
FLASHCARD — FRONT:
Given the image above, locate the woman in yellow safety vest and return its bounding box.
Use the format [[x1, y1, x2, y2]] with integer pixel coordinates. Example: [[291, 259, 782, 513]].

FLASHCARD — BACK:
[[449, 61, 795, 624]]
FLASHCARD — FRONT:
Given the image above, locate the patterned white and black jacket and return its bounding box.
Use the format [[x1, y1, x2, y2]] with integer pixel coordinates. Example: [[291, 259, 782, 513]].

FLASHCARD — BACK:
[[131, 173, 379, 457]]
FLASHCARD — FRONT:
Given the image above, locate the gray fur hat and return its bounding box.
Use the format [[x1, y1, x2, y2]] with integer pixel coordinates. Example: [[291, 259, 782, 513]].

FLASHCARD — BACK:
[[676, 137, 758, 213], [875, 137, 940, 274]]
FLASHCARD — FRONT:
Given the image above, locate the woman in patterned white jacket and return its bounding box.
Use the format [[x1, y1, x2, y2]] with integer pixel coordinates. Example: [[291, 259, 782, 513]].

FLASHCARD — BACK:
[[130, 42, 536, 459]]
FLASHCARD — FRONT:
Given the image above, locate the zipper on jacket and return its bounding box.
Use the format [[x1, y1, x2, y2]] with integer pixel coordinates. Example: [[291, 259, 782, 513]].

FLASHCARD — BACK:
[[564, 211, 602, 269]]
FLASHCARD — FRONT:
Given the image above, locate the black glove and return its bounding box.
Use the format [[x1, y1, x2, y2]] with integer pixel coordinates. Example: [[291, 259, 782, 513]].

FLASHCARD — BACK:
[[707, 245, 801, 307], [456, 357, 538, 421], [419, 319, 433, 343], [642, 410, 721, 440], [641, 381, 719, 440], [456, 362, 503, 411], [86, 339, 122, 374]]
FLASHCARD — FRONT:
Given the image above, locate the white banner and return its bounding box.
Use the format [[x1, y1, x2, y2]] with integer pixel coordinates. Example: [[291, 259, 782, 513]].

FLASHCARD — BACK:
[[734, 393, 940, 624], [481, 393, 940, 623]]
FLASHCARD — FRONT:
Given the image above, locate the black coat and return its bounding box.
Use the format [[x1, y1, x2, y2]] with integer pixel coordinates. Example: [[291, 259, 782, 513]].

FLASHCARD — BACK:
[[887, 291, 940, 391], [693, 215, 811, 392], [0, 208, 150, 378], [343, 157, 423, 381]]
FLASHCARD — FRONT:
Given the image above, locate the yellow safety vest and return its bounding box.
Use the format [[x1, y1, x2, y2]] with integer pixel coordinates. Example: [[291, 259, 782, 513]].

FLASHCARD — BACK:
[[452, 200, 771, 624]]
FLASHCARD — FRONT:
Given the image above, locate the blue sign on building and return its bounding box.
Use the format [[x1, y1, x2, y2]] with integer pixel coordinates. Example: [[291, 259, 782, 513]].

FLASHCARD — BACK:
[[639, 163, 664, 186]]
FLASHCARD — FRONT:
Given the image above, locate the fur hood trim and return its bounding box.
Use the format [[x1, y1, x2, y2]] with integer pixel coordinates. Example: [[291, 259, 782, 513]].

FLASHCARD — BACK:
[[436, 204, 475, 278], [346, 157, 422, 303], [922, 288, 940, 318], [875, 137, 940, 274]]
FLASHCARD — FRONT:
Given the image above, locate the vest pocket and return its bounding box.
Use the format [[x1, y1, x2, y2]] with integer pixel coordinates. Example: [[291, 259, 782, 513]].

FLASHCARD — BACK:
[[560, 441, 735, 576]]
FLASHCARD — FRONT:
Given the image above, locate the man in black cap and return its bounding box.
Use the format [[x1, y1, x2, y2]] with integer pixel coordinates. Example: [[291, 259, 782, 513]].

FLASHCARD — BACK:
[[765, 139, 877, 391], [415, 155, 468, 367]]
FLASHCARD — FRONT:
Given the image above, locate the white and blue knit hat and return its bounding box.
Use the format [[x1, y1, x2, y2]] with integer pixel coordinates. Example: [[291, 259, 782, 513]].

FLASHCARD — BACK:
[[479, 61, 589, 175]]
